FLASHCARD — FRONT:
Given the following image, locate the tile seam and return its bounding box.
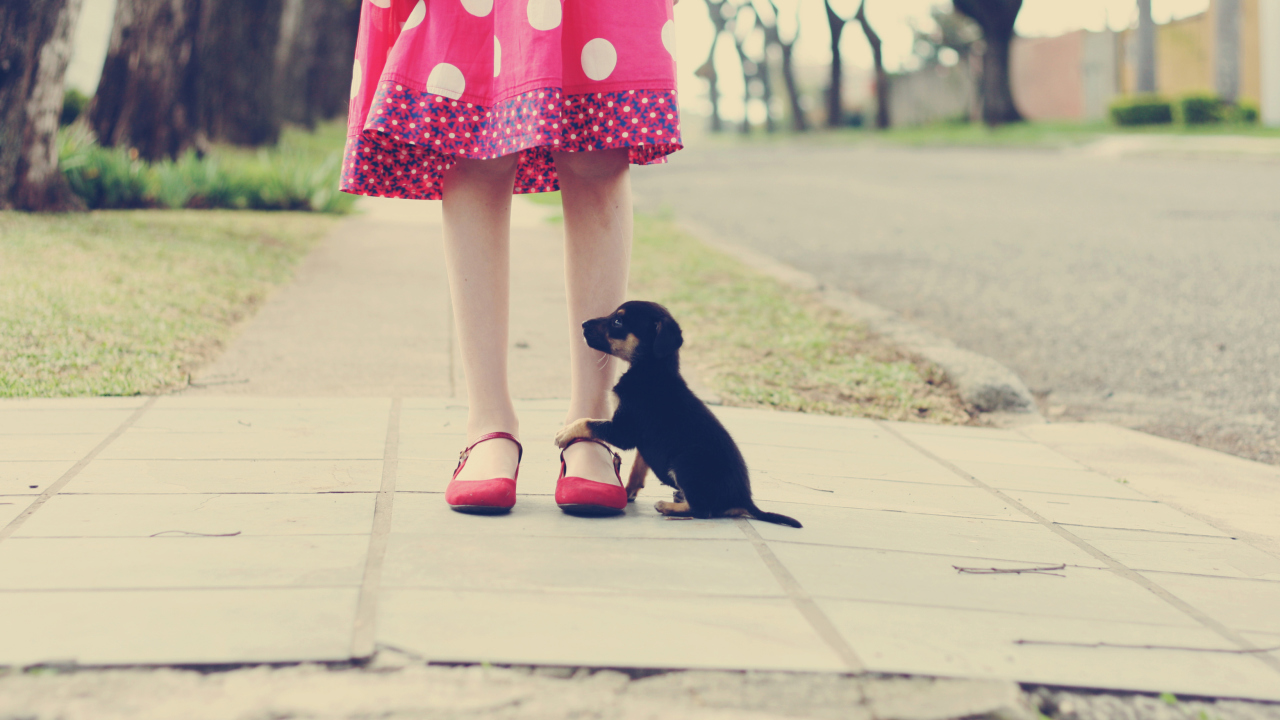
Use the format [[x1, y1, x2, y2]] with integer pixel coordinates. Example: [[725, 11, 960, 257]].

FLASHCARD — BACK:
[[350, 398, 401, 660], [876, 419, 1280, 678], [0, 397, 158, 545], [734, 518, 865, 672]]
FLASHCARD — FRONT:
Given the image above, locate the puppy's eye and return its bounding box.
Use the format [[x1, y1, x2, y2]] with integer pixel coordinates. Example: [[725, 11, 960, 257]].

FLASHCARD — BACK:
[[612, 319, 623, 328]]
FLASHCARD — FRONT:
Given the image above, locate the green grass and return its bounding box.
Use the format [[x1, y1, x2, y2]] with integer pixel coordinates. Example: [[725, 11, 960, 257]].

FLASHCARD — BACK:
[[628, 214, 971, 423], [59, 121, 356, 213], [0, 210, 337, 397]]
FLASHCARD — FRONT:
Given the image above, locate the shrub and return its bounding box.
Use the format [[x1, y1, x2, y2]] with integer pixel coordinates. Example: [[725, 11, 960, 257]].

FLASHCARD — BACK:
[[1110, 95, 1173, 126], [1179, 94, 1224, 125], [60, 88, 90, 126], [1230, 101, 1260, 124], [58, 123, 153, 209]]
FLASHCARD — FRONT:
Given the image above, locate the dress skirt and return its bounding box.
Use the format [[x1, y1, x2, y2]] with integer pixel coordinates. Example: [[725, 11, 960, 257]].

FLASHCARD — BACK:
[[341, 0, 683, 199]]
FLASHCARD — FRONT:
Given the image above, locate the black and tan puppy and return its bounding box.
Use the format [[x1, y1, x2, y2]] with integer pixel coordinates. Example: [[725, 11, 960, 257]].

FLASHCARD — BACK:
[[554, 301, 801, 528]]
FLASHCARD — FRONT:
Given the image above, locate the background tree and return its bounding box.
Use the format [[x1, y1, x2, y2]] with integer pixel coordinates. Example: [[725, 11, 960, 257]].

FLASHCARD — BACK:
[[1213, 0, 1241, 103], [0, 0, 84, 211], [699, 0, 733, 132], [823, 0, 849, 127], [1135, 0, 1156, 93], [853, 0, 888, 129], [90, 0, 202, 161], [953, 0, 1023, 125], [727, 2, 775, 133], [759, 0, 807, 132], [274, 0, 361, 127]]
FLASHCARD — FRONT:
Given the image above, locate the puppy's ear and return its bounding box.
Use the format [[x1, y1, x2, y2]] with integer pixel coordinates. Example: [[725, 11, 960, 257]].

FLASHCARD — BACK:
[[653, 318, 684, 358]]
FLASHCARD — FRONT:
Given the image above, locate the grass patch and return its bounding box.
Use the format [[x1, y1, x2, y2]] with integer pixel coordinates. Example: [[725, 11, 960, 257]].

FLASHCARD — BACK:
[[0, 210, 337, 397], [628, 214, 972, 424]]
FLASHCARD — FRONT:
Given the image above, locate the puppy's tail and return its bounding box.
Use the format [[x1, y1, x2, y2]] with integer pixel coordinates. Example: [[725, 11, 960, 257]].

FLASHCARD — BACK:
[[748, 506, 802, 529]]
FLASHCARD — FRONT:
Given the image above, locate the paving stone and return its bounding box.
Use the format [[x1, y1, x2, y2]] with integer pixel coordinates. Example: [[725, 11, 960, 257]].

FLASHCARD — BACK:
[[0, 588, 358, 665], [0, 397, 148, 410], [1069, 526, 1280, 581], [0, 496, 35, 527], [1141, 572, 1280, 635], [770, 543, 1196, 627], [955, 462, 1151, 500], [747, 471, 1027, 520], [862, 677, 1034, 720], [739, 443, 968, 487], [383, 533, 779, 597], [752, 504, 1097, 566], [378, 589, 847, 671], [900, 433, 1087, 470], [0, 535, 368, 590], [1004, 491, 1231, 537], [13, 493, 376, 538], [99, 428, 386, 461], [0, 409, 136, 435], [130, 407, 390, 434], [0, 461, 75, 495], [883, 421, 1029, 442], [0, 435, 107, 462], [63, 458, 384, 494], [817, 599, 1280, 700]]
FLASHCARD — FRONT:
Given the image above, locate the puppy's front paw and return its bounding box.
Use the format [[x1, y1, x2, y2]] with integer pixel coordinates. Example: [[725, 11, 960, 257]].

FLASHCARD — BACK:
[[655, 499, 691, 516], [554, 418, 600, 448]]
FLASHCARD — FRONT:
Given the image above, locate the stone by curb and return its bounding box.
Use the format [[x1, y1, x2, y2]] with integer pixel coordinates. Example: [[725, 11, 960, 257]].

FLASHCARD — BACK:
[[677, 219, 1044, 422]]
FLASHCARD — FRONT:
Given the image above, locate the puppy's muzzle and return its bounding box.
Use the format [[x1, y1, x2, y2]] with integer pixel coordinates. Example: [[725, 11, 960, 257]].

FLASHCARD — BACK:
[[581, 318, 611, 354]]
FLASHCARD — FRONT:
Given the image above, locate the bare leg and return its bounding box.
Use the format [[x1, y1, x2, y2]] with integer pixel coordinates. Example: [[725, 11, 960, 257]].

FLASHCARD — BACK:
[[554, 148, 632, 485], [442, 154, 522, 481]]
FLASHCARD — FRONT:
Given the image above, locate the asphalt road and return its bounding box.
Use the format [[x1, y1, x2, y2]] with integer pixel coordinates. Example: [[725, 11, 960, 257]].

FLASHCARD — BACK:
[[632, 141, 1280, 465]]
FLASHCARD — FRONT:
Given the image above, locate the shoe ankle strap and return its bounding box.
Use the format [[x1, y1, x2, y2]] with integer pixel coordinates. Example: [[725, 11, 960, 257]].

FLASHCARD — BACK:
[[559, 437, 622, 478], [458, 431, 523, 467]]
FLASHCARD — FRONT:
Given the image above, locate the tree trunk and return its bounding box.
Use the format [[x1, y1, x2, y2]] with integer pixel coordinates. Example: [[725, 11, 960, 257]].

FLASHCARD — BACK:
[[198, 0, 286, 146], [700, 0, 731, 132], [1135, 0, 1156, 93], [954, 0, 1024, 125], [824, 0, 846, 127], [855, 0, 889, 129], [762, 0, 807, 132], [1214, 0, 1242, 103], [274, 0, 360, 127], [90, 0, 202, 161], [0, 0, 85, 211]]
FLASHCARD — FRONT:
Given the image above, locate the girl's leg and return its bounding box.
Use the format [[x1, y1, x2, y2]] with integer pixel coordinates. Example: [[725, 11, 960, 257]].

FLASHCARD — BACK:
[[553, 148, 633, 484], [441, 154, 522, 481]]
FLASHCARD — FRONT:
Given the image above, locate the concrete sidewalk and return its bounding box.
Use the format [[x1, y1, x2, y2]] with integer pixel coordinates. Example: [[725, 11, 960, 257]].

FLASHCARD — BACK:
[[1, 198, 1279, 702]]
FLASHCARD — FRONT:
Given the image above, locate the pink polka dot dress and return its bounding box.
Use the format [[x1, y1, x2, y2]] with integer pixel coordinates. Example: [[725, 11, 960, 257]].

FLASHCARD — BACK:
[[341, 0, 683, 200]]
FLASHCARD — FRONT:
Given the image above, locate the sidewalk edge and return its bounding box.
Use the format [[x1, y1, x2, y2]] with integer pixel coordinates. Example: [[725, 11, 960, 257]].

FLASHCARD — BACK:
[[676, 219, 1044, 423]]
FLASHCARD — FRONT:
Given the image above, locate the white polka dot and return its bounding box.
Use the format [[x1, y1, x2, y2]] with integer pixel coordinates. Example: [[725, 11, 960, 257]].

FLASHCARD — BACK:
[[369, 0, 390, 7], [461, 0, 492, 16], [350, 59, 362, 99], [581, 38, 617, 81], [426, 63, 466, 99], [661, 20, 676, 57], [403, 0, 425, 30], [494, 36, 501, 77], [527, 0, 561, 31]]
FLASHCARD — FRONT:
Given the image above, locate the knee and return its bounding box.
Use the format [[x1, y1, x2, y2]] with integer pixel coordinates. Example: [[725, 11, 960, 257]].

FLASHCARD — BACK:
[[553, 148, 629, 182]]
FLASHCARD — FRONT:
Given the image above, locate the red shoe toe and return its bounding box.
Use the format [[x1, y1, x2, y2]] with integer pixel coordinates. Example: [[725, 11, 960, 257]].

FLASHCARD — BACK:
[[556, 439, 626, 516], [446, 432, 521, 514]]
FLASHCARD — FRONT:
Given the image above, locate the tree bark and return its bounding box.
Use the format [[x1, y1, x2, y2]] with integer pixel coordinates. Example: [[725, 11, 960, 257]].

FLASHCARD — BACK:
[[854, 0, 889, 129], [198, 0, 287, 146], [90, 0, 202, 161], [824, 0, 847, 127], [274, 0, 360, 127], [700, 0, 731, 132], [762, 0, 807, 132], [954, 0, 1024, 125], [1135, 0, 1156, 93], [0, 0, 85, 211]]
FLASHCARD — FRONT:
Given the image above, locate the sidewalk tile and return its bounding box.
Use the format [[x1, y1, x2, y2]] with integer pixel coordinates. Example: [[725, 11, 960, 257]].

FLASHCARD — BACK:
[[749, 472, 1027, 520], [155, 397, 391, 411], [0, 461, 75, 495], [0, 496, 35, 527], [1070, 526, 1280, 581], [0, 588, 357, 665], [0, 398, 148, 410], [1141, 572, 1280, 635], [903, 434, 1087, 470], [818, 599, 1280, 700], [13, 493, 376, 538], [383, 534, 779, 597], [64, 459, 383, 494], [99, 429, 386, 461], [378, 589, 846, 671], [770, 543, 1196, 627], [883, 422, 1029, 442], [713, 422, 889, 452], [739, 444, 969, 487], [715, 406, 879, 431], [0, 435, 107, 462], [0, 409, 137, 435], [131, 407, 389, 434], [750, 505, 1097, 566], [0, 536, 368, 590], [391, 494, 745, 540], [956, 462, 1149, 500], [1005, 491, 1230, 537]]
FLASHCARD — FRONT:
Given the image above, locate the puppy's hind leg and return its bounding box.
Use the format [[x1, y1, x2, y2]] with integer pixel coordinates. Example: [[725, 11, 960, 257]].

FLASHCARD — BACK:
[[654, 500, 693, 517], [626, 452, 649, 502]]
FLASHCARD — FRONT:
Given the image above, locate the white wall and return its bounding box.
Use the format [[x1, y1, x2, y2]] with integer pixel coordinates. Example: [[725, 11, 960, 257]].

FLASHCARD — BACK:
[[1263, 0, 1280, 126]]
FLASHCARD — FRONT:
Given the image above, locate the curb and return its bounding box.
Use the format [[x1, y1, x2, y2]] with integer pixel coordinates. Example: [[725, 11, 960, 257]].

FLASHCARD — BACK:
[[678, 219, 1045, 423]]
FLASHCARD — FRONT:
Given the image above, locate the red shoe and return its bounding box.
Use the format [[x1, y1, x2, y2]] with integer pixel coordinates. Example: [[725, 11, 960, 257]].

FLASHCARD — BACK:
[[445, 432, 522, 514], [556, 438, 627, 516]]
